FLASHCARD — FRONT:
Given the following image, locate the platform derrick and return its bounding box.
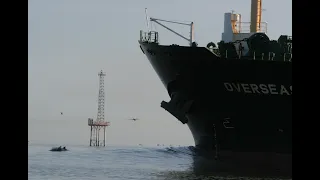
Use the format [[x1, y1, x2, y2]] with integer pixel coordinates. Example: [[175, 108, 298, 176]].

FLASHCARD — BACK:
[[88, 70, 110, 147]]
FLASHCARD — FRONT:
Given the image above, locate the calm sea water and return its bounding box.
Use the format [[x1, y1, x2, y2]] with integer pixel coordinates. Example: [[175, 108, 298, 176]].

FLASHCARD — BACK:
[[28, 144, 291, 180]]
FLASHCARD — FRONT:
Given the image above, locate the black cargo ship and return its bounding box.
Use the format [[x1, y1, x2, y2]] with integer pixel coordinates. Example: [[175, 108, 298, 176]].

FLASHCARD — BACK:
[[138, 0, 292, 168]]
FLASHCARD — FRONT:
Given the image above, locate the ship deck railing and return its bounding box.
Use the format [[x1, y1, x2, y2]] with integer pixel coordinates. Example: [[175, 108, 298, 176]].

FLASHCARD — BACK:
[[207, 48, 292, 62], [233, 22, 268, 34], [140, 30, 159, 44]]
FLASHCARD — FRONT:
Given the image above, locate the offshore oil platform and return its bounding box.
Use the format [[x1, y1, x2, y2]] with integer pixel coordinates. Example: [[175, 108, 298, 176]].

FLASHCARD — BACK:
[[88, 70, 110, 147]]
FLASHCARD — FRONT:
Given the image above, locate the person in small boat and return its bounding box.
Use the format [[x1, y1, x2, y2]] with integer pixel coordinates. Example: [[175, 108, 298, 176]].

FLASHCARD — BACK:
[[62, 146, 66, 150]]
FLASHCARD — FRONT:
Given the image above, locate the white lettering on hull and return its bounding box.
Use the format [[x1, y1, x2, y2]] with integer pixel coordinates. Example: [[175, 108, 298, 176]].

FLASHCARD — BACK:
[[223, 118, 234, 129], [224, 83, 292, 95]]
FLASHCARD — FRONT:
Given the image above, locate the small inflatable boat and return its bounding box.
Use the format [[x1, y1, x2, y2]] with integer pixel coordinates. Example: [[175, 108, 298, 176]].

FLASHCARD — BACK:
[[50, 146, 68, 152]]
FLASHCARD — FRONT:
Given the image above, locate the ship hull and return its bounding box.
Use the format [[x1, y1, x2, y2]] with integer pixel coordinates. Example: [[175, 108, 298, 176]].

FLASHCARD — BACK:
[[139, 42, 292, 156]]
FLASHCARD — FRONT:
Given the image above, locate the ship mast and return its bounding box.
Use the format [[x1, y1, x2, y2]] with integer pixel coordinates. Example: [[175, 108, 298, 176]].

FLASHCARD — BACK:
[[250, 0, 262, 33]]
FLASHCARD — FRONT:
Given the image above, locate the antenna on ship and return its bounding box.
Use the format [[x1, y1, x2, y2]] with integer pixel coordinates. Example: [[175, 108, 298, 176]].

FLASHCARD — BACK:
[[145, 8, 150, 32]]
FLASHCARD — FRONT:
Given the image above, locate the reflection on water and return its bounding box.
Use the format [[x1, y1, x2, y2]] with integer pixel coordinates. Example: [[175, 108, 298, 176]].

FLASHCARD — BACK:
[[154, 170, 291, 180], [191, 156, 291, 179], [155, 146, 291, 179]]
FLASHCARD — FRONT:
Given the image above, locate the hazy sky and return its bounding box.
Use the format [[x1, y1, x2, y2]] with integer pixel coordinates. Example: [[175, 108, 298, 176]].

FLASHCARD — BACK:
[[28, 0, 292, 146]]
